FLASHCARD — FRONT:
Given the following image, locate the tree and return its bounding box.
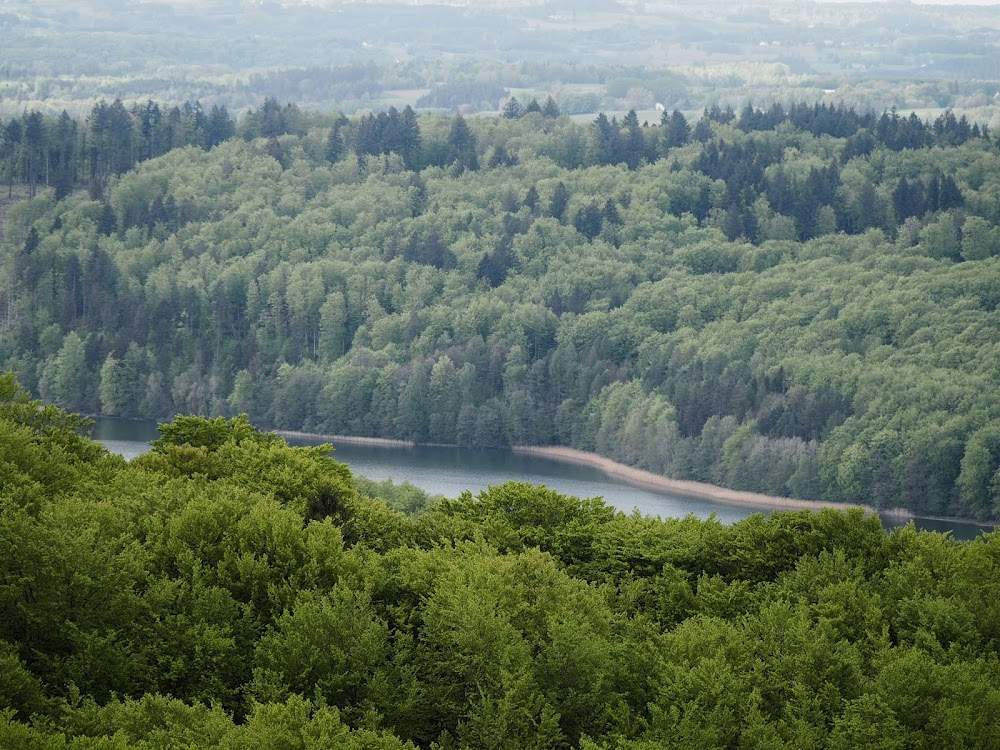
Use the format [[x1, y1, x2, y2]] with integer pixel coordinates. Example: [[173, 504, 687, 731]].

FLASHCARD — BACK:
[[590, 113, 621, 166], [488, 144, 517, 169], [501, 97, 525, 119], [574, 201, 604, 241], [398, 105, 422, 170], [446, 114, 478, 172], [548, 182, 570, 222], [396, 362, 430, 441], [957, 423, 1000, 519], [39, 331, 94, 413], [97, 202, 117, 236], [250, 589, 389, 709], [524, 185, 540, 214], [961, 215, 1000, 261], [602, 199, 622, 226], [205, 104, 235, 148], [325, 124, 345, 163], [52, 110, 76, 201], [663, 108, 690, 150], [622, 110, 645, 171], [428, 355, 461, 443], [477, 236, 517, 288], [22, 111, 44, 198]]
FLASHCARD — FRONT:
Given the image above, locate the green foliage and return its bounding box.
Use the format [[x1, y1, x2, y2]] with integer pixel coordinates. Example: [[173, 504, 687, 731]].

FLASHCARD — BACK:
[[5, 105, 1000, 521], [2, 389, 1000, 747], [354, 476, 440, 516]]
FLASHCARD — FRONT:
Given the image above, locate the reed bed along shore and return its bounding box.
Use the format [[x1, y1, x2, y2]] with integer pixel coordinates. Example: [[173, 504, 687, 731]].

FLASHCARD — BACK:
[[271, 431, 915, 519], [513, 445, 898, 517]]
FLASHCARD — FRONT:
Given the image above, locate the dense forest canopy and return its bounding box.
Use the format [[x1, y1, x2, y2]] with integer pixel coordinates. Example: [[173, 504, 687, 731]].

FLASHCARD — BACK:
[[2, 379, 1000, 748], [1, 98, 1000, 520], [3, 3, 1000, 747]]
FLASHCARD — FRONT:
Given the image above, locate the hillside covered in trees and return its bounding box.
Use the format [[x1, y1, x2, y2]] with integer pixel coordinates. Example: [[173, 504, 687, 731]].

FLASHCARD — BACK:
[[2, 380, 1000, 748], [2, 100, 1000, 520]]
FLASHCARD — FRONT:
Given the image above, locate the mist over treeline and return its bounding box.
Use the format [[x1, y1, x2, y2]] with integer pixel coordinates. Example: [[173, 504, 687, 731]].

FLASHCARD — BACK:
[[3, 0, 1000, 124]]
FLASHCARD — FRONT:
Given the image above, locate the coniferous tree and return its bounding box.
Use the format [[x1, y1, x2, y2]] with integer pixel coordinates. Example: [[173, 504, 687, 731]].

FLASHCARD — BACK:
[[446, 114, 478, 172], [205, 104, 235, 148], [477, 236, 517, 287], [939, 174, 964, 210], [663, 108, 691, 150], [22, 111, 44, 198], [97, 202, 117, 236], [548, 181, 570, 222], [137, 100, 162, 160], [52, 110, 76, 201], [574, 201, 604, 240], [398, 105, 421, 170], [622, 109, 645, 171], [326, 124, 345, 163], [602, 199, 622, 226], [2, 117, 21, 197], [591, 113, 621, 166], [501, 97, 525, 119], [524, 185, 539, 214], [354, 113, 381, 157], [691, 114, 713, 142], [487, 144, 517, 169]]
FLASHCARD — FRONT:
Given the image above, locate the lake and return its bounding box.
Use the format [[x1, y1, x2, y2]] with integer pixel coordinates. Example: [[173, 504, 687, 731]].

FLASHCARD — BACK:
[[92, 417, 995, 540]]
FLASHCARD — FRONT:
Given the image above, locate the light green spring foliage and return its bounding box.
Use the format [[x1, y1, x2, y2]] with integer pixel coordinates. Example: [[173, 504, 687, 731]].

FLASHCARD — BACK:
[[1, 386, 1000, 748], [354, 476, 441, 517]]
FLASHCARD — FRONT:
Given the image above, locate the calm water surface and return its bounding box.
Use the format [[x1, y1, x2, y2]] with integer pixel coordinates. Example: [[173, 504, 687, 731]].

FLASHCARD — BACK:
[[92, 418, 995, 540]]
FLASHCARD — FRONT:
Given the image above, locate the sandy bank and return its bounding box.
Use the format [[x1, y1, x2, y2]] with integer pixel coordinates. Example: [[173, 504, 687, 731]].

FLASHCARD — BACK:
[[269, 430, 916, 519], [513, 445, 896, 516], [273, 430, 415, 448]]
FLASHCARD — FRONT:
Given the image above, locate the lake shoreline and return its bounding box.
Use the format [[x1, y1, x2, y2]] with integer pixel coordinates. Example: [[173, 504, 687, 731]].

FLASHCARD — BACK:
[[94, 418, 993, 531], [278, 430, 912, 518], [512, 445, 902, 517]]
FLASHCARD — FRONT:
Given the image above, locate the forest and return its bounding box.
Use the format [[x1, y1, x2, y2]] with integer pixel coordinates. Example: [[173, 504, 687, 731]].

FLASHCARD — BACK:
[[2, 380, 1000, 748], [2, 96, 1000, 521]]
